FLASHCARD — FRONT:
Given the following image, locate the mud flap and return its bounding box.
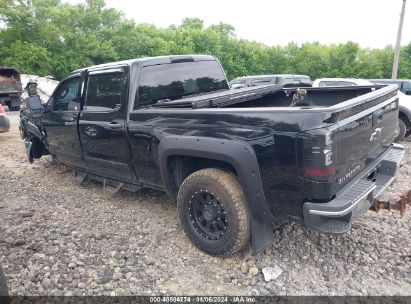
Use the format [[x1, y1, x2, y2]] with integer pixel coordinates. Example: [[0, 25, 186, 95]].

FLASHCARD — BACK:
[[24, 136, 48, 163], [251, 217, 274, 255], [24, 138, 34, 163]]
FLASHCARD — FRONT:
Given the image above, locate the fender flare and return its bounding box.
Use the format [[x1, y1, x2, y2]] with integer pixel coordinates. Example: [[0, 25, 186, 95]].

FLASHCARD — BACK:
[[399, 105, 411, 127], [158, 135, 274, 254], [26, 121, 43, 141]]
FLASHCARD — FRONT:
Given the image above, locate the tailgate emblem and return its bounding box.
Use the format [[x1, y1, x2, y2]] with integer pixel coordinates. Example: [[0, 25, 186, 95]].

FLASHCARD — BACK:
[[370, 127, 382, 142]]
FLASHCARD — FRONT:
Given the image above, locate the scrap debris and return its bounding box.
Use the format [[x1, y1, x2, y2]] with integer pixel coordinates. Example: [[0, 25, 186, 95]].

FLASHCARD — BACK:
[[371, 189, 411, 217], [262, 265, 283, 282]]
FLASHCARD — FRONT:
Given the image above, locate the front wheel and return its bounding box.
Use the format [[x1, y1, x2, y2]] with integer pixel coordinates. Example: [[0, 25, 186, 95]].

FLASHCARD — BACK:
[[394, 118, 407, 142], [177, 168, 251, 256]]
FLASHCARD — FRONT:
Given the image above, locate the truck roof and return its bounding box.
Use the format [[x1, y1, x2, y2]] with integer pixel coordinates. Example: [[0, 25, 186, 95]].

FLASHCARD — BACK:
[[69, 55, 217, 75]]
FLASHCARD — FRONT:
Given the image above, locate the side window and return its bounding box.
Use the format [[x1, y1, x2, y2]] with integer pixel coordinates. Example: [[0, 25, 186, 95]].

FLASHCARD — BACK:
[[251, 79, 272, 86], [85, 72, 124, 111], [298, 78, 312, 87], [319, 81, 354, 87], [230, 81, 246, 89], [53, 77, 81, 111], [282, 78, 302, 88], [403, 81, 411, 95]]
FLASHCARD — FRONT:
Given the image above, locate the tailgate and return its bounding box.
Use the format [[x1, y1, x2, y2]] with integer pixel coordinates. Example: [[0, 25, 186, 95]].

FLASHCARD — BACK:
[[334, 85, 399, 188]]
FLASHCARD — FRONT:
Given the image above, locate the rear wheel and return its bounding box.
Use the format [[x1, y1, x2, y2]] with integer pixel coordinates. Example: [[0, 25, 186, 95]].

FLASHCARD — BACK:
[[394, 118, 407, 142], [177, 168, 251, 256]]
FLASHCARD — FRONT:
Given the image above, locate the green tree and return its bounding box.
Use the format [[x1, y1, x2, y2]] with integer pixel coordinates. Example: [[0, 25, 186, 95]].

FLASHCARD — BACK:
[[1, 0, 411, 80]]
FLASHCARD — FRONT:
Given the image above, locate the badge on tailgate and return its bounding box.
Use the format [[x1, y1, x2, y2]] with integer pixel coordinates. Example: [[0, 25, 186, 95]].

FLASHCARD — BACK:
[[370, 127, 383, 142]]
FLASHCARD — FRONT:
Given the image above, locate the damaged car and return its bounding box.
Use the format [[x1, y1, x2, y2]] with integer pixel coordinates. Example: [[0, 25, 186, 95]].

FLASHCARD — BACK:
[[20, 55, 411, 256]]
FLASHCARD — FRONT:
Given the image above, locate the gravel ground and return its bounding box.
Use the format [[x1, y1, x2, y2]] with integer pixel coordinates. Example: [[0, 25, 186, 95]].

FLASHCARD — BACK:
[[0, 111, 410, 296]]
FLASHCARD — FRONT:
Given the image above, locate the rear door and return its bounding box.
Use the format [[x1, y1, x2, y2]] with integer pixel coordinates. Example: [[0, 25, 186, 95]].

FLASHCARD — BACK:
[[78, 67, 134, 181], [42, 75, 86, 167]]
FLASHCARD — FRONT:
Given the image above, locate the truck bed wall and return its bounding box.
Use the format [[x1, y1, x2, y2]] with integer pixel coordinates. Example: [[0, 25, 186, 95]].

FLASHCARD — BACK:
[[226, 87, 375, 108], [128, 109, 331, 219]]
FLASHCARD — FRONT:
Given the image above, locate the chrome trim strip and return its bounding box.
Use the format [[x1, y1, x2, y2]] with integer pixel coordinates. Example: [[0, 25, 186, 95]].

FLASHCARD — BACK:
[[309, 185, 376, 217], [374, 176, 396, 198]]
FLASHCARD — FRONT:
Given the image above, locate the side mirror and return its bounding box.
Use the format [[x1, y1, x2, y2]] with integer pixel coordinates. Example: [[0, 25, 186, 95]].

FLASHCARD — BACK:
[[43, 104, 52, 113]]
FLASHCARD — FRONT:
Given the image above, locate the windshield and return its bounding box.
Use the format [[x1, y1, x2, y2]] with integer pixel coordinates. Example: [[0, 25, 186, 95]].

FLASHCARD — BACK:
[[137, 60, 228, 107]]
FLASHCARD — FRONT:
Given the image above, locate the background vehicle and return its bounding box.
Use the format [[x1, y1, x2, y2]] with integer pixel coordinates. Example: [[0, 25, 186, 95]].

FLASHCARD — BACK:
[[0, 104, 10, 133], [369, 79, 411, 96], [229, 74, 311, 89], [313, 78, 411, 142], [395, 91, 411, 140], [312, 78, 373, 87], [0, 67, 22, 111], [20, 55, 404, 256]]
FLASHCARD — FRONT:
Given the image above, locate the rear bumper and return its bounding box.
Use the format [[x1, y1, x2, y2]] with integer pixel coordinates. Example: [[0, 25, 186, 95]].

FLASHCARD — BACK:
[[303, 143, 405, 234]]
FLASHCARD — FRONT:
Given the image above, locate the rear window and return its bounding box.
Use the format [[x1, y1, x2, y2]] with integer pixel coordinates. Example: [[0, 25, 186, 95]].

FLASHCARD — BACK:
[[136, 60, 228, 108]]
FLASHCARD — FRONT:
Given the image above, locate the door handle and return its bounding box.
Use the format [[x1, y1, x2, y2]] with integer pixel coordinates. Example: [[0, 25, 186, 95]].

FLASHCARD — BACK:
[[108, 122, 123, 129]]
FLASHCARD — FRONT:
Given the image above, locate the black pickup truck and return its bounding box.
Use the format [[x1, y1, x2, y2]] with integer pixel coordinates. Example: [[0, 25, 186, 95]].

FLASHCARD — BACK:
[[20, 55, 405, 256]]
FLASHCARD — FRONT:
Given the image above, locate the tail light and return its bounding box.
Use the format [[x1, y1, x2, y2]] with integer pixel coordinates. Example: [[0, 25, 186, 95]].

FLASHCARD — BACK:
[[297, 127, 339, 182], [0, 104, 4, 114]]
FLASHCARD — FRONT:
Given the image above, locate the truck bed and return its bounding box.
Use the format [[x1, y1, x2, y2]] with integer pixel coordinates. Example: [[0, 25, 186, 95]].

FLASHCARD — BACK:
[[151, 84, 392, 111]]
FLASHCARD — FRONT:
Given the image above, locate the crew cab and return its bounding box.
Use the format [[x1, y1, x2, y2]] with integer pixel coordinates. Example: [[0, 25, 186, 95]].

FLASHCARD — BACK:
[[20, 55, 405, 256]]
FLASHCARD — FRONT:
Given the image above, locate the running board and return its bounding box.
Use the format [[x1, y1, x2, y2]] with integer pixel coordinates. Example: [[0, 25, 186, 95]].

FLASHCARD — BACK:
[[103, 181, 124, 196], [73, 170, 142, 195]]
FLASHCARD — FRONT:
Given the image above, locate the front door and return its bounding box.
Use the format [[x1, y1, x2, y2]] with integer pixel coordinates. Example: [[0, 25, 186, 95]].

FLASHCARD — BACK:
[[42, 75, 86, 168], [78, 68, 134, 181]]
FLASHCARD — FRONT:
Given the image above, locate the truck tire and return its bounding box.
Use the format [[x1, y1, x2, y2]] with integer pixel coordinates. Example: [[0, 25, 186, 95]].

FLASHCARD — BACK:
[[177, 168, 251, 256], [394, 118, 407, 142]]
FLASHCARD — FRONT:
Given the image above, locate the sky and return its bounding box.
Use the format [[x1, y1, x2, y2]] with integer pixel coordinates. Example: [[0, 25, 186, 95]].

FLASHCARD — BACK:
[[72, 0, 411, 49]]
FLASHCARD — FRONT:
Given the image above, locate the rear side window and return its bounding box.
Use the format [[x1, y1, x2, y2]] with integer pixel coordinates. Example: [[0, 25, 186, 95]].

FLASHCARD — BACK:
[[85, 72, 124, 111], [136, 60, 228, 108]]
